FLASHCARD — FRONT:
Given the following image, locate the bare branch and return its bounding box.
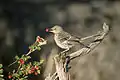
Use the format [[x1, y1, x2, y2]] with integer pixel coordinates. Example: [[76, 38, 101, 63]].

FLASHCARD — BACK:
[[69, 23, 109, 60], [54, 57, 70, 80], [45, 72, 57, 80], [45, 73, 53, 80]]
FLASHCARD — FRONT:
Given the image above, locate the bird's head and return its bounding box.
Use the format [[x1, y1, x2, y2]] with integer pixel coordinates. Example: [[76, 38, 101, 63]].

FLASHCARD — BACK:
[[47, 25, 63, 34]]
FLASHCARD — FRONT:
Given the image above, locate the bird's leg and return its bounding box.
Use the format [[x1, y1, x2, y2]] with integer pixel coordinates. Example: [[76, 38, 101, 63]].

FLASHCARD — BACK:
[[64, 56, 71, 72], [59, 48, 69, 58], [61, 48, 69, 54]]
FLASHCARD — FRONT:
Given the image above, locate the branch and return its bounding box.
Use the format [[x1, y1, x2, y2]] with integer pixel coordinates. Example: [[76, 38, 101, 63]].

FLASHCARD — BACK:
[[54, 57, 70, 80], [45, 57, 71, 80], [69, 23, 109, 60], [45, 72, 58, 80]]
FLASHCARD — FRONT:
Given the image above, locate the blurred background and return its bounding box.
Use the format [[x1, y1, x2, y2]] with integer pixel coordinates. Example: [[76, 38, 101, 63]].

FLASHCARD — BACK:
[[0, 0, 120, 80]]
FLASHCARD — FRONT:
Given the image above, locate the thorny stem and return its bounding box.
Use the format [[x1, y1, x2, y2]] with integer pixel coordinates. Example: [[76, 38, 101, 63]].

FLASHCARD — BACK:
[[8, 60, 17, 67], [26, 50, 32, 56], [8, 50, 32, 67], [8, 36, 47, 67], [16, 64, 22, 73]]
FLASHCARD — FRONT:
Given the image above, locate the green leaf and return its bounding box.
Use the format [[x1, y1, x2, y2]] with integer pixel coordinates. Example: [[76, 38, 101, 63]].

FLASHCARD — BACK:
[[0, 69, 3, 73], [26, 56, 31, 59], [18, 71, 23, 75], [19, 78, 25, 80], [40, 60, 44, 64], [33, 62, 37, 65], [33, 62, 39, 66], [37, 47, 41, 50], [24, 76, 28, 79], [29, 45, 35, 50], [13, 69, 16, 73], [0, 78, 4, 80], [0, 64, 3, 68], [0, 75, 4, 77], [21, 55, 25, 58], [15, 56, 19, 60], [12, 73, 19, 77], [37, 70, 40, 74]]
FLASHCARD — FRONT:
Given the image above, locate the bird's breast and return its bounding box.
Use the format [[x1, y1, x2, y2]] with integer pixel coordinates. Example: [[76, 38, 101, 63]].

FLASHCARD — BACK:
[[54, 35, 69, 49]]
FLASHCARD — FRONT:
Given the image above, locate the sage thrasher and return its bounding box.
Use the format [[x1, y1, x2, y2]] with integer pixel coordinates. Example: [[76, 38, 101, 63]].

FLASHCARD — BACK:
[[46, 25, 91, 53]]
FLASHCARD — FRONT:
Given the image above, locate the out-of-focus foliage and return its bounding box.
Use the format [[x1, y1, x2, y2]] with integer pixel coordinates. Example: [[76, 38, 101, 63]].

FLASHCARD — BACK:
[[0, 64, 4, 80]]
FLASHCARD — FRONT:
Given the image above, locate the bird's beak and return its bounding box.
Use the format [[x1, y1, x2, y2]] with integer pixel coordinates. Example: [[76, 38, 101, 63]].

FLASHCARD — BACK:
[[49, 28, 54, 33]]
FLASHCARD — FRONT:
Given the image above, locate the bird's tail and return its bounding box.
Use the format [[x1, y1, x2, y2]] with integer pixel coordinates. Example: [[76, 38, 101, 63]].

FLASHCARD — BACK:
[[70, 39, 90, 48], [78, 40, 90, 48]]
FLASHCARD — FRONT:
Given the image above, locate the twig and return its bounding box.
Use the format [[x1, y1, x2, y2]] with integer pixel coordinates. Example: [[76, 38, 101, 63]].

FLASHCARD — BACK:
[[26, 50, 32, 56], [8, 51, 32, 67], [45, 72, 57, 80], [16, 64, 22, 73], [8, 60, 17, 67]]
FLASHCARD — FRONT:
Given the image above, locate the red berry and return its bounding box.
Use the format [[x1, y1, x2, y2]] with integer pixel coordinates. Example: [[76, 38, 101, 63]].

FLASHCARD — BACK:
[[8, 75, 12, 79], [31, 66, 35, 72], [19, 59, 24, 64], [34, 72, 38, 75], [36, 36, 41, 42], [45, 28, 49, 32], [35, 66, 39, 70]]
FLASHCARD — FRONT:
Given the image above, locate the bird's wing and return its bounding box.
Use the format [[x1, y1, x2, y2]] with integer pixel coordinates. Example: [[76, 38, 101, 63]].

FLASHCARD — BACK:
[[70, 33, 81, 40], [58, 32, 71, 42]]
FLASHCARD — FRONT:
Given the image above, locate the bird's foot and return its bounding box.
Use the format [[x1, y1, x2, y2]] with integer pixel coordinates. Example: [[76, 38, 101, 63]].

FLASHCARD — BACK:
[[64, 56, 71, 72], [59, 52, 66, 60]]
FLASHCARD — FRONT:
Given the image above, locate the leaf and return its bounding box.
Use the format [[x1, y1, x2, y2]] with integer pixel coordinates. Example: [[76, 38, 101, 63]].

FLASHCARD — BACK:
[[0, 75, 4, 77], [37, 70, 40, 74], [0, 69, 3, 73], [26, 56, 31, 59], [15, 56, 19, 60], [12, 73, 19, 77], [19, 78, 25, 80], [18, 71, 23, 75], [40, 60, 44, 64], [29, 45, 35, 50], [0, 78, 4, 80], [13, 69, 16, 73], [37, 47, 41, 51], [33, 62, 39, 66], [33, 61, 37, 65], [0, 64, 3, 68], [24, 76, 28, 79]]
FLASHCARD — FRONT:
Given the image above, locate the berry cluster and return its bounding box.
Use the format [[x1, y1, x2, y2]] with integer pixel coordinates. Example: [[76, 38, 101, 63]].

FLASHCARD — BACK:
[[8, 59, 43, 79], [7, 36, 46, 80]]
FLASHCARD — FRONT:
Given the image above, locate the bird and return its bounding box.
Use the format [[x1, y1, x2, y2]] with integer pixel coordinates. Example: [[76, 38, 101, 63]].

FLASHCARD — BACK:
[[46, 25, 90, 54]]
